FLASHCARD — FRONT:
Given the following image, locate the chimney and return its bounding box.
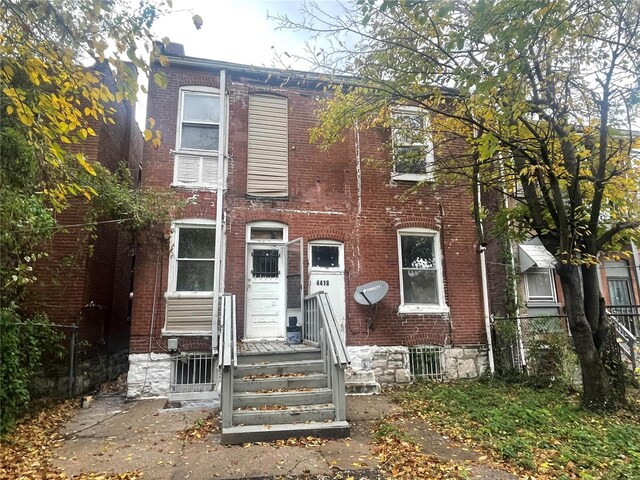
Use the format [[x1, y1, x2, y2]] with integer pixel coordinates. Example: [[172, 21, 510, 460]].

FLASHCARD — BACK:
[[165, 42, 185, 57]]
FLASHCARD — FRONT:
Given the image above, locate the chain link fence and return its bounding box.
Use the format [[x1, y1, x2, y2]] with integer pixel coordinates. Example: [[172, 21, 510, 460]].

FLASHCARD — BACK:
[[492, 315, 581, 387]]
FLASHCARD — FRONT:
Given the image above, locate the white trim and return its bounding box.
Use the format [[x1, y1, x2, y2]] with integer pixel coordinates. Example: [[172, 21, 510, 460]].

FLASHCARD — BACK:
[[167, 219, 217, 295], [397, 227, 448, 314], [308, 239, 344, 272], [246, 221, 289, 244], [523, 268, 557, 303], [391, 106, 435, 182], [173, 86, 222, 188]]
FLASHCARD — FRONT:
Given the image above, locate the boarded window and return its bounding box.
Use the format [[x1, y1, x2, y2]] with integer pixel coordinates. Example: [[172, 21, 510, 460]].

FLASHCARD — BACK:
[[247, 94, 288, 197]]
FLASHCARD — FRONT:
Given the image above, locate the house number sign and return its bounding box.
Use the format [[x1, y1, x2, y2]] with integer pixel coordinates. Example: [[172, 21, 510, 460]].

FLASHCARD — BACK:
[[316, 280, 330, 286]]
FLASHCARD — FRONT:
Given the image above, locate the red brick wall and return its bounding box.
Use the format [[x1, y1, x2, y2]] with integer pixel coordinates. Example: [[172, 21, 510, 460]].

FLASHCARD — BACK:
[[130, 63, 486, 354], [29, 71, 139, 357]]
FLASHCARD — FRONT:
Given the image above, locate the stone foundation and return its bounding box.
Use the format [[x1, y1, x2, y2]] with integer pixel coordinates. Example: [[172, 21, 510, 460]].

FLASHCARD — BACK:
[[127, 353, 172, 398], [30, 350, 129, 398], [346, 345, 489, 392]]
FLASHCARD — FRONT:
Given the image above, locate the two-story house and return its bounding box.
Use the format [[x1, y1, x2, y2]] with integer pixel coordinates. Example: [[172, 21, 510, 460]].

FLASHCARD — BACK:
[[126, 44, 490, 442]]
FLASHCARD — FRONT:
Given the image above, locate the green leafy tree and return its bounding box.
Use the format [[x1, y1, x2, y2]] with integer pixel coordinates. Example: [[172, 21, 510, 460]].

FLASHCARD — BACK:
[[275, 0, 640, 409], [0, 0, 193, 431]]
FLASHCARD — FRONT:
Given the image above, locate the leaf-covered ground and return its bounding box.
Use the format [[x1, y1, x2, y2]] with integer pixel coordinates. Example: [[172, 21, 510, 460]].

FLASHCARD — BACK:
[[0, 399, 142, 479], [393, 381, 640, 479]]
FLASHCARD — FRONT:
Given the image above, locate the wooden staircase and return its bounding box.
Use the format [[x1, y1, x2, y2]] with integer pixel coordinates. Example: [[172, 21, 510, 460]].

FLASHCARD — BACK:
[[219, 294, 350, 444]]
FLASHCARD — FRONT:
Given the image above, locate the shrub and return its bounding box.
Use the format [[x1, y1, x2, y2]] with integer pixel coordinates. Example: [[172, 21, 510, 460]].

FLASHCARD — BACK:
[[0, 306, 63, 435]]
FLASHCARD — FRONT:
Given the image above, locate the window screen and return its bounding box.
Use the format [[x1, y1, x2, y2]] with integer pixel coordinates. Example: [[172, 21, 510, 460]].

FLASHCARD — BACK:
[[176, 227, 215, 292], [400, 235, 438, 304]]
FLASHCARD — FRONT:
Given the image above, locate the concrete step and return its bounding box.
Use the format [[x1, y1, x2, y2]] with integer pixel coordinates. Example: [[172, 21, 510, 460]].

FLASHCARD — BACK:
[[234, 359, 324, 378], [234, 373, 328, 392], [233, 388, 333, 408], [232, 403, 336, 425], [236, 349, 321, 365], [221, 420, 350, 445]]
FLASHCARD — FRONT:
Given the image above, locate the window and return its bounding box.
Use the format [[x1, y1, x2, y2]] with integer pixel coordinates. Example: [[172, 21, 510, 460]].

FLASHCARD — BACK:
[[173, 87, 220, 188], [397, 229, 447, 313], [524, 268, 556, 302], [170, 222, 216, 293], [247, 94, 288, 197], [311, 245, 340, 268], [392, 106, 434, 182]]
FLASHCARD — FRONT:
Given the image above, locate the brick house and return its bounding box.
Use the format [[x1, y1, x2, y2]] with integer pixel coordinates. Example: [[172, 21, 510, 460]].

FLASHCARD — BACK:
[[28, 63, 142, 397], [127, 45, 490, 441]]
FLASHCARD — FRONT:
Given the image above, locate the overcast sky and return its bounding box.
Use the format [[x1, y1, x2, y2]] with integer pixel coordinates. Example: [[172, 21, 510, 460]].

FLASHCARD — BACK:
[[135, 0, 323, 126]]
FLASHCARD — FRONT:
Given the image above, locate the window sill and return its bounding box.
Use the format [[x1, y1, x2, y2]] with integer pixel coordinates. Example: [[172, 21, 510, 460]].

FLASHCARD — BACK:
[[165, 292, 215, 299], [526, 300, 559, 307], [391, 172, 434, 182], [398, 304, 450, 315], [245, 194, 289, 201], [171, 183, 218, 191], [161, 330, 216, 338], [172, 148, 218, 158]]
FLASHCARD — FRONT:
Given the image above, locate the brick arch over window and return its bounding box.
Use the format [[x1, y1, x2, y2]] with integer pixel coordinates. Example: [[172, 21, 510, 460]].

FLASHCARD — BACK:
[[306, 229, 346, 243], [392, 217, 439, 231]]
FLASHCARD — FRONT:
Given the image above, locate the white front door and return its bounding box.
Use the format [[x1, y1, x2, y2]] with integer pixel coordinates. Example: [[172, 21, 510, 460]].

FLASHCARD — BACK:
[[245, 244, 285, 339], [308, 241, 346, 340]]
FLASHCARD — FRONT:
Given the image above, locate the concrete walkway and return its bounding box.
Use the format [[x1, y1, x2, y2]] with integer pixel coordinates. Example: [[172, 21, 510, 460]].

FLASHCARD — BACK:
[[52, 394, 517, 479]]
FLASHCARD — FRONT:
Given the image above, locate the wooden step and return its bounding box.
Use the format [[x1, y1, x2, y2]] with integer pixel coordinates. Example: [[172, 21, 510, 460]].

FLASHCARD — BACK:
[[233, 388, 332, 408], [221, 420, 350, 444], [234, 359, 324, 378], [232, 403, 336, 425], [234, 373, 328, 392], [236, 349, 321, 365]]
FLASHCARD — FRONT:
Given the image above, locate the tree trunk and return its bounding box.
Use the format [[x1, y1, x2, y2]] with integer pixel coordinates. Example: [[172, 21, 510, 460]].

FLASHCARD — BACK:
[[556, 263, 617, 410]]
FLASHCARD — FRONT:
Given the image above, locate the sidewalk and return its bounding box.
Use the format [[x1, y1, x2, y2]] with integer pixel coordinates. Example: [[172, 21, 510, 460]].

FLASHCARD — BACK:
[[51, 393, 517, 479]]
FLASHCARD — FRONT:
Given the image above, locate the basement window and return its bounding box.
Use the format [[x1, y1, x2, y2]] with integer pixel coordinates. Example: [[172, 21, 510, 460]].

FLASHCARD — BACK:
[[408, 345, 444, 381], [170, 353, 214, 393]]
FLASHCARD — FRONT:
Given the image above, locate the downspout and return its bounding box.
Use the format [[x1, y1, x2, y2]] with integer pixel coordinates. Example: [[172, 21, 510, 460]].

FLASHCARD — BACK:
[[632, 243, 640, 301], [475, 173, 496, 374], [211, 69, 227, 354]]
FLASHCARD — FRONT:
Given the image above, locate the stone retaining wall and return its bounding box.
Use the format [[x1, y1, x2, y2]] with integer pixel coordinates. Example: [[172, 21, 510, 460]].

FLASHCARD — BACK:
[[30, 350, 129, 398], [346, 345, 489, 393]]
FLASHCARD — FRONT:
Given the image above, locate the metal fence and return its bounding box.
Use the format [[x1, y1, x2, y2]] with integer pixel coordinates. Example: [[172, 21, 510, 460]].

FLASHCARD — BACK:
[[491, 315, 577, 379], [408, 345, 444, 381], [607, 305, 640, 337], [170, 352, 214, 393]]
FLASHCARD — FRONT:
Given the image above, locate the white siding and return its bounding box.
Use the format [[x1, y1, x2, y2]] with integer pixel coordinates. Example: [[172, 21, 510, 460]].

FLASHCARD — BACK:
[[247, 94, 288, 197]]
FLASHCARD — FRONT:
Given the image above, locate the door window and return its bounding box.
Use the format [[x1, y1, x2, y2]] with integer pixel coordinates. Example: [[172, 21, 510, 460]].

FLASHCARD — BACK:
[[311, 245, 340, 268], [251, 249, 280, 278]]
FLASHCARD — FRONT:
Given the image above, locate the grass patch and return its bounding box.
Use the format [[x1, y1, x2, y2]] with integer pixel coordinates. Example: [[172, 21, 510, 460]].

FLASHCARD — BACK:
[[393, 380, 640, 479]]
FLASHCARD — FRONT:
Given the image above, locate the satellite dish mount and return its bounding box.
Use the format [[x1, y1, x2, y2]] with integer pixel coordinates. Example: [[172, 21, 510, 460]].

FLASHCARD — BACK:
[[354, 280, 389, 333]]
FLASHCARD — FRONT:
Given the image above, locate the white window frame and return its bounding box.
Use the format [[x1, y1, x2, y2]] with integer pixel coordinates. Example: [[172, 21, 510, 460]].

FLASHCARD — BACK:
[[167, 219, 216, 297], [172, 86, 221, 188], [308, 240, 344, 272], [391, 106, 434, 182], [246, 221, 289, 244], [524, 268, 557, 303], [397, 228, 448, 314]]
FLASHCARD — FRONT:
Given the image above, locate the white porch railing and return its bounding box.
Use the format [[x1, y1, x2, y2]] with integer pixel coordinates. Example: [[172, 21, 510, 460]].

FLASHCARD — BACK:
[[303, 292, 350, 421], [219, 294, 237, 428], [609, 311, 638, 377]]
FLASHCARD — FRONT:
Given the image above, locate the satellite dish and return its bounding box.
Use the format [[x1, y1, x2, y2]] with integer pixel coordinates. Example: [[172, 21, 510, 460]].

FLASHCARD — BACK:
[[354, 280, 389, 306]]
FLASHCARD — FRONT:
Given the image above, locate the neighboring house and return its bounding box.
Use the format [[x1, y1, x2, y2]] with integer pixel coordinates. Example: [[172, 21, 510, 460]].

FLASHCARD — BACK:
[[28, 63, 142, 397], [127, 44, 490, 442]]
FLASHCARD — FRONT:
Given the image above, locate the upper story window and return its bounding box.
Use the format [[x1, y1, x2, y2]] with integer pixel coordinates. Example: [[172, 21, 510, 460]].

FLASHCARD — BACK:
[[169, 220, 216, 294], [397, 228, 448, 314], [524, 268, 556, 303], [391, 106, 434, 182], [173, 87, 221, 188], [247, 94, 288, 198]]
